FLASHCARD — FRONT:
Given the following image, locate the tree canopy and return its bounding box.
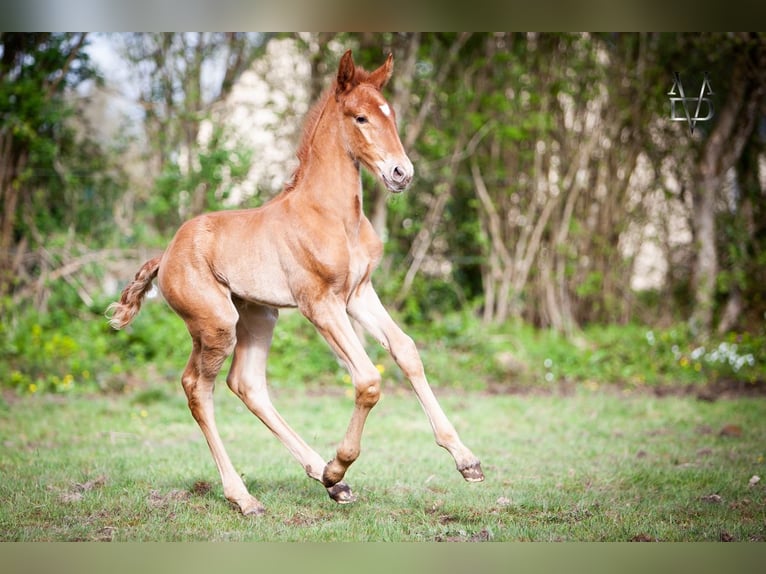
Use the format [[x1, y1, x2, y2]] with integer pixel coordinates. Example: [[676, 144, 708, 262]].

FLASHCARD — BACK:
[[2, 32, 765, 339]]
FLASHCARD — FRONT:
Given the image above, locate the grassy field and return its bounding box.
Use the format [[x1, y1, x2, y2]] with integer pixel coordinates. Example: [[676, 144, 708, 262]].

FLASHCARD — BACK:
[[1, 381, 764, 542]]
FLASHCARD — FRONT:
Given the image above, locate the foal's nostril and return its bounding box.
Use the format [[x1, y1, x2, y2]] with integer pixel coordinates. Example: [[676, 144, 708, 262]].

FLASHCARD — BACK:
[[383, 161, 413, 191]]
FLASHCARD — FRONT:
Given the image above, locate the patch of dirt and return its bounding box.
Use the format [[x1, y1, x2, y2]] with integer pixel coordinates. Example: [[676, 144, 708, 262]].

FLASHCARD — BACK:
[[701, 493, 723, 504], [437, 514, 459, 525], [719, 424, 743, 437], [57, 474, 108, 503], [468, 528, 492, 542], [693, 378, 766, 401], [283, 510, 327, 528], [148, 488, 191, 508], [630, 533, 661, 542], [94, 526, 118, 542], [671, 378, 766, 400], [146, 480, 213, 509], [485, 377, 766, 400], [76, 475, 108, 491], [435, 528, 492, 542], [485, 380, 578, 397], [190, 480, 213, 496]]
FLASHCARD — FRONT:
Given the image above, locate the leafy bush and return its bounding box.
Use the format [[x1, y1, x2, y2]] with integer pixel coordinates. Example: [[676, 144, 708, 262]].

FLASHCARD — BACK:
[[3, 288, 764, 397], [0, 294, 189, 395], [509, 321, 766, 390], [1, 294, 365, 396]]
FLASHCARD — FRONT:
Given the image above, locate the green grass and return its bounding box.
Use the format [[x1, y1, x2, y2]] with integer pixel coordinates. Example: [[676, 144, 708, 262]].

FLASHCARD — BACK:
[[1, 384, 764, 541]]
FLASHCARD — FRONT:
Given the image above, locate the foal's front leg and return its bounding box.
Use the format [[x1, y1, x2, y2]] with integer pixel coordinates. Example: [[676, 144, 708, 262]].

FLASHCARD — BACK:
[[300, 295, 383, 490], [349, 284, 484, 482]]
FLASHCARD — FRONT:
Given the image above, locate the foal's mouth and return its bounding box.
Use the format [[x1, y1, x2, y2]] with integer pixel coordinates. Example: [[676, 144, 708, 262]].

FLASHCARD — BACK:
[[382, 176, 411, 193]]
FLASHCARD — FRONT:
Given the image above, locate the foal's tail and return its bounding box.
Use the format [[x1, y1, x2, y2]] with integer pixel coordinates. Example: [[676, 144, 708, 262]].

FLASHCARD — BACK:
[[106, 256, 162, 330]]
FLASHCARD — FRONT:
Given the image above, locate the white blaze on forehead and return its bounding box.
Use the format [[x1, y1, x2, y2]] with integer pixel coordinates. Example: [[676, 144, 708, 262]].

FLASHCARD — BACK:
[[379, 103, 391, 117]]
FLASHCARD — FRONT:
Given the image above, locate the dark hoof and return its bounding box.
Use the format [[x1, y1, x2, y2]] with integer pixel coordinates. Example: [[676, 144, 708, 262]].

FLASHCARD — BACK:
[[232, 497, 267, 516], [242, 504, 267, 516], [327, 482, 356, 504], [459, 461, 485, 482]]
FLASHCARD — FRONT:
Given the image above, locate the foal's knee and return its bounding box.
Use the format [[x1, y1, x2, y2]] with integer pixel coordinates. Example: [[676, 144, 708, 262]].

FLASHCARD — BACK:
[[226, 372, 269, 413], [355, 371, 382, 409]]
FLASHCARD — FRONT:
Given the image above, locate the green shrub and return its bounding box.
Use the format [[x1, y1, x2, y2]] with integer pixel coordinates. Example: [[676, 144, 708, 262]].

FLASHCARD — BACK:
[[514, 322, 765, 390], [0, 294, 188, 395], [3, 290, 764, 396]]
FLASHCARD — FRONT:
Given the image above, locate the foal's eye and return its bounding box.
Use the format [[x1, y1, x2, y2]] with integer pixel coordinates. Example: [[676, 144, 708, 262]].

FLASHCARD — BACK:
[[354, 115, 368, 125]]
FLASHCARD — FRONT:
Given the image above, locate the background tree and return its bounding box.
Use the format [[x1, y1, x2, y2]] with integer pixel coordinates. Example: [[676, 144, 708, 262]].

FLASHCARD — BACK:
[[3, 32, 765, 339], [118, 33, 266, 233], [650, 33, 766, 338], [0, 32, 127, 308]]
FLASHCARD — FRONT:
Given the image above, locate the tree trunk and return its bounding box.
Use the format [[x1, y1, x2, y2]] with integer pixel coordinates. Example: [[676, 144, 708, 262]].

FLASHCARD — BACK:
[[689, 39, 766, 338], [0, 137, 23, 296], [689, 174, 719, 337], [471, 158, 513, 323]]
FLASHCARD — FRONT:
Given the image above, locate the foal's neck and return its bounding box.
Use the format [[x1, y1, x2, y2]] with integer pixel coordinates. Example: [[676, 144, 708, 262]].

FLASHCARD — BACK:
[[295, 100, 366, 232]]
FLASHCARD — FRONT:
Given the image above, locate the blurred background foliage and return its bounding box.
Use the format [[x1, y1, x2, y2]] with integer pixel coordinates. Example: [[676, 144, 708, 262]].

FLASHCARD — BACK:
[[1, 32, 765, 395]]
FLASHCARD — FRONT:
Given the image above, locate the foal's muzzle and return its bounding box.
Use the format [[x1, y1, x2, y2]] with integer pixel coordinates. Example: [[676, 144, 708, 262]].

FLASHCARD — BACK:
[[381, 159, 414, 192]]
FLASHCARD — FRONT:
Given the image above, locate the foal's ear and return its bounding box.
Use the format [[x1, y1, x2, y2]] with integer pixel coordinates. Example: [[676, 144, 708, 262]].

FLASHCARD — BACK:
[[336, 50, 356, 96], [369, 53, 394, 90]]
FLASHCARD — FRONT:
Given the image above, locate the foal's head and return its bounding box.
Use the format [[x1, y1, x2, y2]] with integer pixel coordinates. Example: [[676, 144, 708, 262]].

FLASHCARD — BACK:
[[335, 50, 414, 193]]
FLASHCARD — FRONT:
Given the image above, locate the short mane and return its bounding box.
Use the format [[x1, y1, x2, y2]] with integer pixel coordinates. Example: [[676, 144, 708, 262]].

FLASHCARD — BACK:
[[283, 86, 333, 192]]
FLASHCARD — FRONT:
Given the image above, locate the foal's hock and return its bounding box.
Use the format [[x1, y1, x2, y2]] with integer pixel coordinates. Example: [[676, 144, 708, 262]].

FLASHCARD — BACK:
[[108, 50, 484, 515]]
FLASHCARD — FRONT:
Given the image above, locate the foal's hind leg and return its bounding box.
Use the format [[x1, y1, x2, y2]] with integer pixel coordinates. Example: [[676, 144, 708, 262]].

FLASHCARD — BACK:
[[179, 301, 266, 515], [226, 302, 354, 503]]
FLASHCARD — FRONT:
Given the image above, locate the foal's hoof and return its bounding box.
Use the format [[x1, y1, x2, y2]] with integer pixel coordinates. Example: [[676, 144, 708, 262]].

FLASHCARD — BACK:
[[242, 505, 266, 516], [233, 496, 266, 516], [459, 461, 485, 482], [327, 482, 356, 504]]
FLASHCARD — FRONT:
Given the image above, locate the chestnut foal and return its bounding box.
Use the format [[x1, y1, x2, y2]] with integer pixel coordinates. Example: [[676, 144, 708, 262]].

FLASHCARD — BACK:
[[108, 50, 483, 515]]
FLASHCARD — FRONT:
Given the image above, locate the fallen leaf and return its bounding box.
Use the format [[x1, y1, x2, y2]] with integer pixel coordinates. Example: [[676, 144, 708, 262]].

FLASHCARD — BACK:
[[719, 424, 742, 438], [701, 493, 722, 504]]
